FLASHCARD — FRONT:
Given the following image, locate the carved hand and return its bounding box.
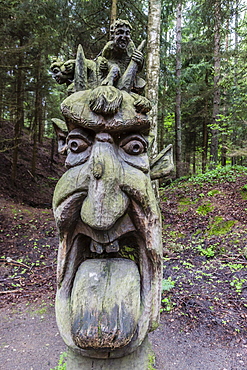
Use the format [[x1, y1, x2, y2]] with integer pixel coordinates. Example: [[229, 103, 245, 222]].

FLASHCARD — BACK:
[[131, 50, 144, 67]]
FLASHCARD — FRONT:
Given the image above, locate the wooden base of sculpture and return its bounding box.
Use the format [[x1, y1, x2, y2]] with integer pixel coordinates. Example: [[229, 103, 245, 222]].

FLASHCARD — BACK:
[[66, 336, 153, 370]]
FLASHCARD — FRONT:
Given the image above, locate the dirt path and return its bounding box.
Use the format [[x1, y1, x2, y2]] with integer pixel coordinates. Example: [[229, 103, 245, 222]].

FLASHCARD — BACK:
[[1, 301, 247, 370]]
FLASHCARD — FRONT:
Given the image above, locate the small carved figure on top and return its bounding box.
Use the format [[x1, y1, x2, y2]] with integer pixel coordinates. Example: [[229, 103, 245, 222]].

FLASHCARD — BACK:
[[101, 19, 146, 93], [50, 20, 146, 96]]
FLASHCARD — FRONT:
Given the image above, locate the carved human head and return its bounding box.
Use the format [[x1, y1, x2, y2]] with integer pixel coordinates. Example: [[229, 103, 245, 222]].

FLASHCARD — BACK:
[[110, 19, 132, 50]]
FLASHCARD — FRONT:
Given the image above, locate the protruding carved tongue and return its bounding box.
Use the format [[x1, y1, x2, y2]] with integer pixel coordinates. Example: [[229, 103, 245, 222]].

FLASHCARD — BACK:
[[70, 258, 140, 350]]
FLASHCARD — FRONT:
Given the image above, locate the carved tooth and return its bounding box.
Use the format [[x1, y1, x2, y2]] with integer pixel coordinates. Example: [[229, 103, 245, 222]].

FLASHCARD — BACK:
[[106, 240, 119, 253], [90, 240, 103, 254]]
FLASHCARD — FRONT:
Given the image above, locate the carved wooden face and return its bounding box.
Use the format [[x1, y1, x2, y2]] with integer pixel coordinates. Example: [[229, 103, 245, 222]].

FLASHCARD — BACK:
[[53, 87, 162, 359], [113, 25, 131, 50], [50, 63, 74, 85]]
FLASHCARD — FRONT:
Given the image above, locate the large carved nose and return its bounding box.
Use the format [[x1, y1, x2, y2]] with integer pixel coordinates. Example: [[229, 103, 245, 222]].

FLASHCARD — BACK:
[[80, 133, 129, 230]]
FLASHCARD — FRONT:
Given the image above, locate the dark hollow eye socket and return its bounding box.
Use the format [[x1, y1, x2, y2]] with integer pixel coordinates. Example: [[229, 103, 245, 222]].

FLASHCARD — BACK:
[[121, 139, 146, 155], [68, 138, 89, 153]]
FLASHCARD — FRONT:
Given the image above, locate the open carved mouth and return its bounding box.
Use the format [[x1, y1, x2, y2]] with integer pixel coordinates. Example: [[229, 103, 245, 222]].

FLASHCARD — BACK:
[[117, 39, 128, 49], [68, 224, 141, 349], [54, 190, 159, 358]]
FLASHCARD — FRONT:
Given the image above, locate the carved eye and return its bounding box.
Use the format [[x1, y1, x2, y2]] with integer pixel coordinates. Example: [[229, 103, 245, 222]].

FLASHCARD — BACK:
[[67, 138, 89, 153], [121, 137, 147, 155], [52, 67, 60, 74]]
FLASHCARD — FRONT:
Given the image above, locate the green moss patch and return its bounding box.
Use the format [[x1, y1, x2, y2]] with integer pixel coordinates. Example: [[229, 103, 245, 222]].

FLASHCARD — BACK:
[[167, 230, 186, 239], [208, 217, 237, 236], [177, 197, 195, 213], [240, 190, 247, 200], [196, 202, 214, 215], [207, 189, 221, 196]]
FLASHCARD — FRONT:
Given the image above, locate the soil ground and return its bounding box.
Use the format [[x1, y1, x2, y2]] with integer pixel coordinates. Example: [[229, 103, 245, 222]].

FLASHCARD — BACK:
[[1, 120, 247, 369]]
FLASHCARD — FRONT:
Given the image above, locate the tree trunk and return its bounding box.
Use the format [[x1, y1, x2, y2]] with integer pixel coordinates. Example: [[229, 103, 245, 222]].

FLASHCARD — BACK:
[[221, 142, 227, 166], [38, 97, 43, 144], [146, 0, 161, 160], [202, 68, 210, 173], [231, 0, 239, 165], [202, 115, 208, 173], [175, 0, 182, 178], [157, 106, 165, 153], [210, 0, 221, 168], [193, 132, 196, 174], [31, 116, 38, 177], [110, 0, 117, 25], [50, 137, 55, 170], [31, 53, 42, 176], [12, 38, 24, 182], [0, 78, 3, 124], [221, 11, 230, 167]]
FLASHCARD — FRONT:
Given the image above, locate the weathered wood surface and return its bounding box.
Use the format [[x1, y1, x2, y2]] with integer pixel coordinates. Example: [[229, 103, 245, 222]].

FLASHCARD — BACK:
[[66, 336, 153, 370], [71, 259, 140, 349]]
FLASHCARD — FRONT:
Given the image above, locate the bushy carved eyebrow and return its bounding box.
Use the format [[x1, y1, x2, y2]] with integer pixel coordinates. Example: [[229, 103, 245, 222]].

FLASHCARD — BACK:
[[67, 129, 93, 145]]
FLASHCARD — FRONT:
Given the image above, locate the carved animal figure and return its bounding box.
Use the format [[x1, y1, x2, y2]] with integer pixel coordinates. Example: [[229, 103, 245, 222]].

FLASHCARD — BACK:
[[50, 51, 107, 94]]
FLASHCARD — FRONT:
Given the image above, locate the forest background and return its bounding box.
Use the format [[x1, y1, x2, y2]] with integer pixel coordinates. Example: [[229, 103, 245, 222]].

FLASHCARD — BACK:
[[1, 3, 247, 364], [1, 0, 247, 180]]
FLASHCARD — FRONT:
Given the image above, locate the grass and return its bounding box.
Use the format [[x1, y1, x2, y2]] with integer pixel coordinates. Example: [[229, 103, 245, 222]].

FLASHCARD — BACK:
[[50, 352, 67, 370]]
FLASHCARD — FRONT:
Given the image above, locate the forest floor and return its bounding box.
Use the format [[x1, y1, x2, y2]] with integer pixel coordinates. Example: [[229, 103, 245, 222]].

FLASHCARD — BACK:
[[1, 121, 247, 368]]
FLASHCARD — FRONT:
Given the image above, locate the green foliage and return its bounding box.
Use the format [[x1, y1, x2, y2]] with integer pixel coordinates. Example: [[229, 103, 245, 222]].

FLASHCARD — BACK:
[[230, 278, 247, 294], [148, 354, 156, 370], [241, 185, 247, 200], [160, 297, 175, 313], [177, 197, 196, 212], [208, 217, 236, 237], [178, 197, 191, 205], [196, 202, 214, 216], [162, 277, 175, 292], [161, 278, 176, 313], [227, 263, 245, 272], [207, 189, 220, 196], [196, 245, 216, 258], [50, 352, 67, 370], [188, 166, 247, 186]]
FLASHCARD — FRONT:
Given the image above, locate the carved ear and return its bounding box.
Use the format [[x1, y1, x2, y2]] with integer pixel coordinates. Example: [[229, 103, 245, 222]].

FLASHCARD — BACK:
[[51, 118, 68, 155], [150, 144, 174, 180]]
